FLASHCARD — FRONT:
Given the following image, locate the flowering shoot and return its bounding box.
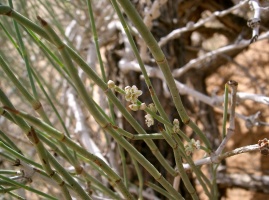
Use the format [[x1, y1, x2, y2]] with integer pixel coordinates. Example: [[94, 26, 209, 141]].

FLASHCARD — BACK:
[[124, 85, 142, 103], [185, 139, 201, 156]]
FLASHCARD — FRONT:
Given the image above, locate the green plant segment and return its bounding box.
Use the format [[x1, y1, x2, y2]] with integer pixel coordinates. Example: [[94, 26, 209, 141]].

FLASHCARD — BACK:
[[0, 1, 263, 199], [0, 2, 214, 199]]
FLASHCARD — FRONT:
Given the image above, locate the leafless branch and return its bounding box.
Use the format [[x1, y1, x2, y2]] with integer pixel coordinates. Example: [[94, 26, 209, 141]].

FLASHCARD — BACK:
[[248, 0, 261, 43], [183, 144, 260, 170], [172, 31, 269, 78], [217, 172, 269, 193], [139, 0, 168, 62], [158, 0, 248, 47], [143, 0, 168, 30]]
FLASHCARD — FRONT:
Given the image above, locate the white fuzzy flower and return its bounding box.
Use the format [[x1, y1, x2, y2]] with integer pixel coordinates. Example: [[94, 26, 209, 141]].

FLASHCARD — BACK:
[[145, 114, 154, 127], [185, 139, 200, 156], [124, 85, 142, 103]]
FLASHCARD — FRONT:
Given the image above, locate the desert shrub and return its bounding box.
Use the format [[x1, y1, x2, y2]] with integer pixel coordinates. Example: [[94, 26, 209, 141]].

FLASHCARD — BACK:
[[1, 0, 269, 199]]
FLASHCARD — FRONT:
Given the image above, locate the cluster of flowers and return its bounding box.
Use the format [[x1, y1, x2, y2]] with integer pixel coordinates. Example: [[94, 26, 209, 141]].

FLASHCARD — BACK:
[[108, 80, 201, 154]]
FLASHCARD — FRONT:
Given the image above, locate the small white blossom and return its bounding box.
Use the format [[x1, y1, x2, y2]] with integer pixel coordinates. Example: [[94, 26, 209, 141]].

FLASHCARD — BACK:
[[185, 139, 200, 156], [107, 80, 115, 88], [145, 114, 154, 127], [124, 85, 142, 103]]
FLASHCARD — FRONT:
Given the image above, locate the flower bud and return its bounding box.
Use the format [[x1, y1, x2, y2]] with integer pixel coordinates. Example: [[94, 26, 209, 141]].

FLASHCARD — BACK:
[[173, 119, 180, 133], [139, 103, 146, 110], [107, 80, 115, 88], [148, 103, 157, 113], [129, 104, 139, 111]]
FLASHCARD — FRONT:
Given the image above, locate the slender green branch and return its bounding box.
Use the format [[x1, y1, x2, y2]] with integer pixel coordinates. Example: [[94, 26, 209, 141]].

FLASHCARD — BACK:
[[86, 0, 129, 187], [46, 153, 92, 200], [0, 89, 86, 200], [0, 21, 22, 55], [0, 41, 77, 174], [172, 133, 212, 198], [146, 182, 174, 200], [8, 0, 38, 99], [36, 15, 183, 199], [110, 0, 170, 124], [0, 170, 18, 175], [0, 55, 36, 106], [0, 185, 25, 200], [81, 170, 120, 199], [132, 158, 143, 200], [28, 127, 74, 200], [158, 125, 199, 200], [0, 5, 176, 176], [1, 107, 184, 199], [0, 130, 22, 155], [0, 141, 43, 169], [86, 0, 106, 82], [115, 0, 211, 149], [0, 174, 57, 200]]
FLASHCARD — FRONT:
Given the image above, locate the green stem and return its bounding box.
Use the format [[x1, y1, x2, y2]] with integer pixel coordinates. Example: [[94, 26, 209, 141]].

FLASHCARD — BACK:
[[8, 0, 38, 99], [0, 5, 176, 176], [132, 158, 143, 200], [81, 170, 120, 199], [2, 107, 184, 199], [159, 126, 198, 200], [37, 15, 183, 199], [0, 141, 43, 169], [47, 153, 92, 200], [173, 133, 212, 198], [0, 174, 57, 200], [86, 0, 128, 187], [0, 185, 25, 200], [0, 89, 85, 200], [28, 127, 73, 200], [0, 21, 22, 55], [146, 182, 175, 200], [30, 68, 80, 167], [115, 0, 211, 149], [1, 17, 79, 170], [110, 0, 170, 123], [0, 130, 22, 155]]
